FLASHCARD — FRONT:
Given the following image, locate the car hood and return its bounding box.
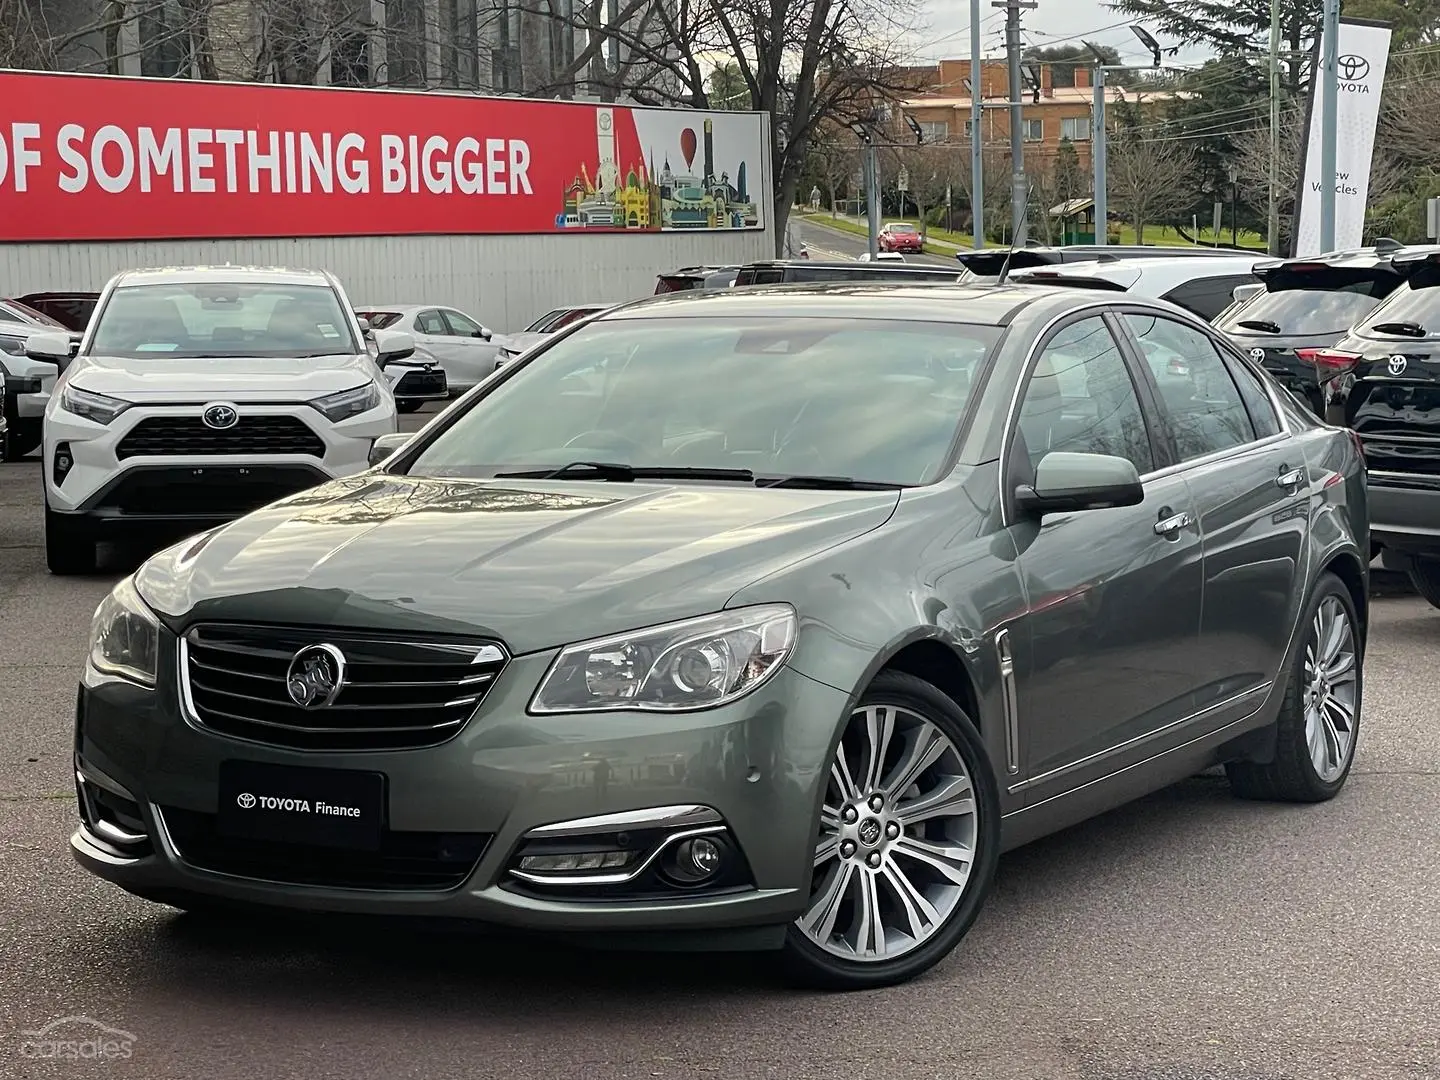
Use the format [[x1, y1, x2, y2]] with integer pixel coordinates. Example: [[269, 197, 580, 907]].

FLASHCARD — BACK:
[[493, 331, 547, 355], [136, 473, 900, 654], [68, 353, 375, 400]]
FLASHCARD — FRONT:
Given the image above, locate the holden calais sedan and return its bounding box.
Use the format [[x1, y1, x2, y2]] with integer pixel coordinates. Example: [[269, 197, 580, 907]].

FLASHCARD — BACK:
[[72, 283, 1368, 990]]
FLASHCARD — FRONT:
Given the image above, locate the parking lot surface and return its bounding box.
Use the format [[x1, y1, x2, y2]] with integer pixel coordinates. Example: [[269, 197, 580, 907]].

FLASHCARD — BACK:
[[2, 407, 1437, 1079]]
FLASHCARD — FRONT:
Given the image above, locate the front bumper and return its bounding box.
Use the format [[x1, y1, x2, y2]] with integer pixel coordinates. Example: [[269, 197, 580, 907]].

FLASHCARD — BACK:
[[44, 400, 394, 514], [71, 654, 845, 937]]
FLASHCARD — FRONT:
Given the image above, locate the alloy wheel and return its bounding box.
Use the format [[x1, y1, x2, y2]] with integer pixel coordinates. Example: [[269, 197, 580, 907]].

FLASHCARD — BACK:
[[1303, 594, 1359, 782], [798, 704, 978, 962]]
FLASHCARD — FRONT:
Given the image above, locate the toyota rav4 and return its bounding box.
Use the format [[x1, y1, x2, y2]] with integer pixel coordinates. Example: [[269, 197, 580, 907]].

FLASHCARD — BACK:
[[36, 266, 408, 575]]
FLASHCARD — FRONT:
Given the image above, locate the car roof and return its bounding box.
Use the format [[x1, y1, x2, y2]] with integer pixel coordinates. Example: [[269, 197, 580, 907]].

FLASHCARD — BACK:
[[114, 265, 334, 288], [1014, 254, 1267, 285], [590, 280, 1164, 326]]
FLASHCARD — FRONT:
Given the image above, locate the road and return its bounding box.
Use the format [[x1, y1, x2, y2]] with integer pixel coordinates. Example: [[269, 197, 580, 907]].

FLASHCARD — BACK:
[[794, 216, 961, 267], [2, 412, 1438, 1080]]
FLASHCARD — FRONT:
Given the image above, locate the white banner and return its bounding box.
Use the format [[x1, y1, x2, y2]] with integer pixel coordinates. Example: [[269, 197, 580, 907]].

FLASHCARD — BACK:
[[1293, 19, 1392, 257]]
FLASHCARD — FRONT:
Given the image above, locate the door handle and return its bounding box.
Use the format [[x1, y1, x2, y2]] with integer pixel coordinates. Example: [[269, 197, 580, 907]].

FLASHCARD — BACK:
[[1154, 511, 1193, 537], [1276, 467, 1305, 490]]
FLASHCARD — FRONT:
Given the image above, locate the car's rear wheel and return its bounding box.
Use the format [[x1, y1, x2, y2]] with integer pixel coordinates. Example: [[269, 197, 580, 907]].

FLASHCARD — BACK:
[[1226, 572, 1361, 802], [781, 670, 1000, 991], [1406, 557, 1440, 609], [2, 400, 27, 462], [45, 504, 98, 575]]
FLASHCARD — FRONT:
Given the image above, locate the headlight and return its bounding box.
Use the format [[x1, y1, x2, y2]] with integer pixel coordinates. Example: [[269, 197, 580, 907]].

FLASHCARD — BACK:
[[310, 381, 381, 422], [0, 337, 24, 356], [530, 605, 797, 714], [89, 576, 160, 687], [62, 385, 131, 425]]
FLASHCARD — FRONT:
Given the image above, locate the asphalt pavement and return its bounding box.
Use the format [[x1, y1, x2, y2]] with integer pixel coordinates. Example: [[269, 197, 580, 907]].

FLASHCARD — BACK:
[[2, 409, 1438, 1079]]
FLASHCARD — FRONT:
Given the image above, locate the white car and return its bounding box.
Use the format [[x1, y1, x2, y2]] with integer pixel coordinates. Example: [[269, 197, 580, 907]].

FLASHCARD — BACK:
[[38, 265, 408, 575], [1008, 254, 1269, 322], [492, 303, 618, 366], [354, 304, 500, 396], [857, 251, 905, 263], [0, 327, 60, 461]]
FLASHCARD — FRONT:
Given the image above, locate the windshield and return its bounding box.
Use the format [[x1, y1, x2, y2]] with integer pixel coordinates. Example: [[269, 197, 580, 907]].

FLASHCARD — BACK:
[[406, 316, 1000, 486], [888, 224, 918, 234], [1356, 268, 1440, 338], [89, 282, 359, 359], [1218, 272, 1397, 335]]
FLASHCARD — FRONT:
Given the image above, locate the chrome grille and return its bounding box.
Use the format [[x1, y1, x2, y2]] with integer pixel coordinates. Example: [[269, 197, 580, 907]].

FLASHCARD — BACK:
[[181, 624, 508, 751]]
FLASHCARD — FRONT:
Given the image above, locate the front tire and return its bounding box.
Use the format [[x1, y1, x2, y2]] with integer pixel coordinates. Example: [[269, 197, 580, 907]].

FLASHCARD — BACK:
[[781, 670, 1000, 991], [45, 504, 98, 575], [1407, 557, 1440, 609], [396, 400, 425, 414], [1226, 572, 1362, 802]]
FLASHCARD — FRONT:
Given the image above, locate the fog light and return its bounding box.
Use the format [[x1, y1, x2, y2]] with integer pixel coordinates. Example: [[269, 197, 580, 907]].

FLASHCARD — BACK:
[[664, 835, 726, 885], [518, 850, 633, 873], [53, 441, 74, 486]]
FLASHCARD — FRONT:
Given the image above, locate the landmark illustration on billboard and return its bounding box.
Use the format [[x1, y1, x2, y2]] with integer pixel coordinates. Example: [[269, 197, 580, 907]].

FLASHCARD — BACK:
[[559, 108, 760, 231]]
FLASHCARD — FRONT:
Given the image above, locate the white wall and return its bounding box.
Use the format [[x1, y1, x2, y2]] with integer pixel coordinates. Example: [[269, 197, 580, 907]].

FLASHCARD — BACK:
[[0, 229, 772, 334]]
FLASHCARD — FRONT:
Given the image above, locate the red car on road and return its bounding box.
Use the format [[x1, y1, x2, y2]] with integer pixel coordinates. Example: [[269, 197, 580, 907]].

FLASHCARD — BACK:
[[878, 222, 924, 253]]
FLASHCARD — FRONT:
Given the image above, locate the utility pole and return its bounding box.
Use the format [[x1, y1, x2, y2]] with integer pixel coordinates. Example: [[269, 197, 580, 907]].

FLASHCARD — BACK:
[[970, 0, 984, 248], [1318, 0, 1340, 252], [995, 0, 1036, 241], [1267, 0, 1281, 255]]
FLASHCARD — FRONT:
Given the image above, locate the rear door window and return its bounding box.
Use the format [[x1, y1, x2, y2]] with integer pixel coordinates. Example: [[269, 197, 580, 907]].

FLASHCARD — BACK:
[[1161, 274, 1260, 322]]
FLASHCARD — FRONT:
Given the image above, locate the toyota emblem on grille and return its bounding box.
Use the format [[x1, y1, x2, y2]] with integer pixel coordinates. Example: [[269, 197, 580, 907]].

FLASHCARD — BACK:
[[1249, 348, 1266, 363], [201, 403, 238, 430], [285, 644, 347, 708], [1388, 355, 1408, 376]]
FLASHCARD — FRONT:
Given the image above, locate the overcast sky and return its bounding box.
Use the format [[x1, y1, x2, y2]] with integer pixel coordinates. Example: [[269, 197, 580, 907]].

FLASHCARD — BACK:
[[905, 0, 1211, 68]]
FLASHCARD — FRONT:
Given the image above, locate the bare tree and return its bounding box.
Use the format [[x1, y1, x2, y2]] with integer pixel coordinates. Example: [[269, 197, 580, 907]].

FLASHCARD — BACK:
[[807, 133, 859, 215], [1107, 131, 1199, 242], [889, 140, 964, 239], [950, 149, 1011, 244]]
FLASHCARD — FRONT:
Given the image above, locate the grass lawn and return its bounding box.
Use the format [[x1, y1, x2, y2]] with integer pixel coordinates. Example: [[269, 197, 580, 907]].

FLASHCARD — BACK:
[[795, 208, 1267, 252]]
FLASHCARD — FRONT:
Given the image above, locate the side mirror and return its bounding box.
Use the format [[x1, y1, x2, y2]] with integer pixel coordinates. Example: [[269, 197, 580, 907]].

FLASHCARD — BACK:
[[356, 316, 372, 334], [25, 331, 71, 361], [477, 326, 492, 341], [1015, 451, 1144, 517], [372, 329, 416, 366], [368, 432, 411, 468], [1232, 283, 1263, 304]]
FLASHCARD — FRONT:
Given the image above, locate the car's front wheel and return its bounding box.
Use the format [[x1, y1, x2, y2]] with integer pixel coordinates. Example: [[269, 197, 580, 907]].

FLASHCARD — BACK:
[[1406, 556, 1440, 609], [781, 670, 1000, 990], [1226, 572, 1362, 802], [396, 400, 425, 414]]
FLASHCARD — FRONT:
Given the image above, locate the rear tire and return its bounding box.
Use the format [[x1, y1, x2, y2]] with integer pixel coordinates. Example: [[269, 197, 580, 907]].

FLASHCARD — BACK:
[[780, 670, 1000, 991], [1226, 572, 1361, 802], [45, 504, 98, 575], [1407, 557, 1440, 609], [2, 401, 27, 462]]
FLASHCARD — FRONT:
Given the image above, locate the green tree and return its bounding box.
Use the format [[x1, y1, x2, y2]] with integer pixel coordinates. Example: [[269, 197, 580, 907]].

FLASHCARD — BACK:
[[706, 62, 749, 110], [1023, 42, 1136, 88], [1344, 0, 1440, 46]]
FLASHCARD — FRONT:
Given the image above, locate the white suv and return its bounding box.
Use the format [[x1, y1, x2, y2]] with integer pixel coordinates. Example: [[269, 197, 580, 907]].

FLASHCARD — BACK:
[[35, 266, 409, 575]]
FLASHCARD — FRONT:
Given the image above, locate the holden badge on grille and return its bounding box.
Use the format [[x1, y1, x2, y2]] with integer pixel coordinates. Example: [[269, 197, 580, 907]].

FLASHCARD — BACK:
[[285, 644, 347, 708]]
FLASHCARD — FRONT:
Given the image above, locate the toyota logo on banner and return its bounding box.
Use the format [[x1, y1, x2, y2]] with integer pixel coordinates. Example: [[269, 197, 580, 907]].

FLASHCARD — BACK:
[[1338, 54, 1370, 82]]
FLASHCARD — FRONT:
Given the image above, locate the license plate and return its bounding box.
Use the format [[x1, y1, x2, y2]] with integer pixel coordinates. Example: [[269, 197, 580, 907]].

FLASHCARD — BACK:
[[217, 761, 386, 851]]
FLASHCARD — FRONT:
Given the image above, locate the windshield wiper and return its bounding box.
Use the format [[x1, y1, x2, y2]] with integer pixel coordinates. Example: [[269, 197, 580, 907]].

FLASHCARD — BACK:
[[1370, 321, 1427, 337], [1236, 319, 1283, 334], [494, 461, 757, 482], [755, 474, 904, 490]]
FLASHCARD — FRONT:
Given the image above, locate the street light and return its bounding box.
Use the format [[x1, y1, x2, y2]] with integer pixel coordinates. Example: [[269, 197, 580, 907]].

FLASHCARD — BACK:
[[850, 119, 881, 257], [1086, 25, 1165, 248]]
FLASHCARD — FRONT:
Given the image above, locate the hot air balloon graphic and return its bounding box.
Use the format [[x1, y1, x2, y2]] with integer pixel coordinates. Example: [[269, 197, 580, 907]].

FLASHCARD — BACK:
[[680, 128, 697, 172]]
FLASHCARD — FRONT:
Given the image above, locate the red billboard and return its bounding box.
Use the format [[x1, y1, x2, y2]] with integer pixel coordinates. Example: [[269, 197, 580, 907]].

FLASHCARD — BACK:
[[0, 71, 766, 242]]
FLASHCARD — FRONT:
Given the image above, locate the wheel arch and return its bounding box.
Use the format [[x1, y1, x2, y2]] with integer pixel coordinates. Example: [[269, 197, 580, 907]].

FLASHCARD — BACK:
[[1319, 547, 1369, 650]]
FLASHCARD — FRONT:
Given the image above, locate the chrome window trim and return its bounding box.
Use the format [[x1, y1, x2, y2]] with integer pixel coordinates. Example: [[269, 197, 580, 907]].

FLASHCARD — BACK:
[[999, 301, 1299, 527]]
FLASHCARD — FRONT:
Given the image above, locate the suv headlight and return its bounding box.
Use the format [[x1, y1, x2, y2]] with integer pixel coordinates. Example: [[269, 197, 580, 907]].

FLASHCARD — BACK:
[[89, 576, 160, 687], [310, 381, 381, 422], [62, 385, 131, 425], [530, 605, 797, 714]]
